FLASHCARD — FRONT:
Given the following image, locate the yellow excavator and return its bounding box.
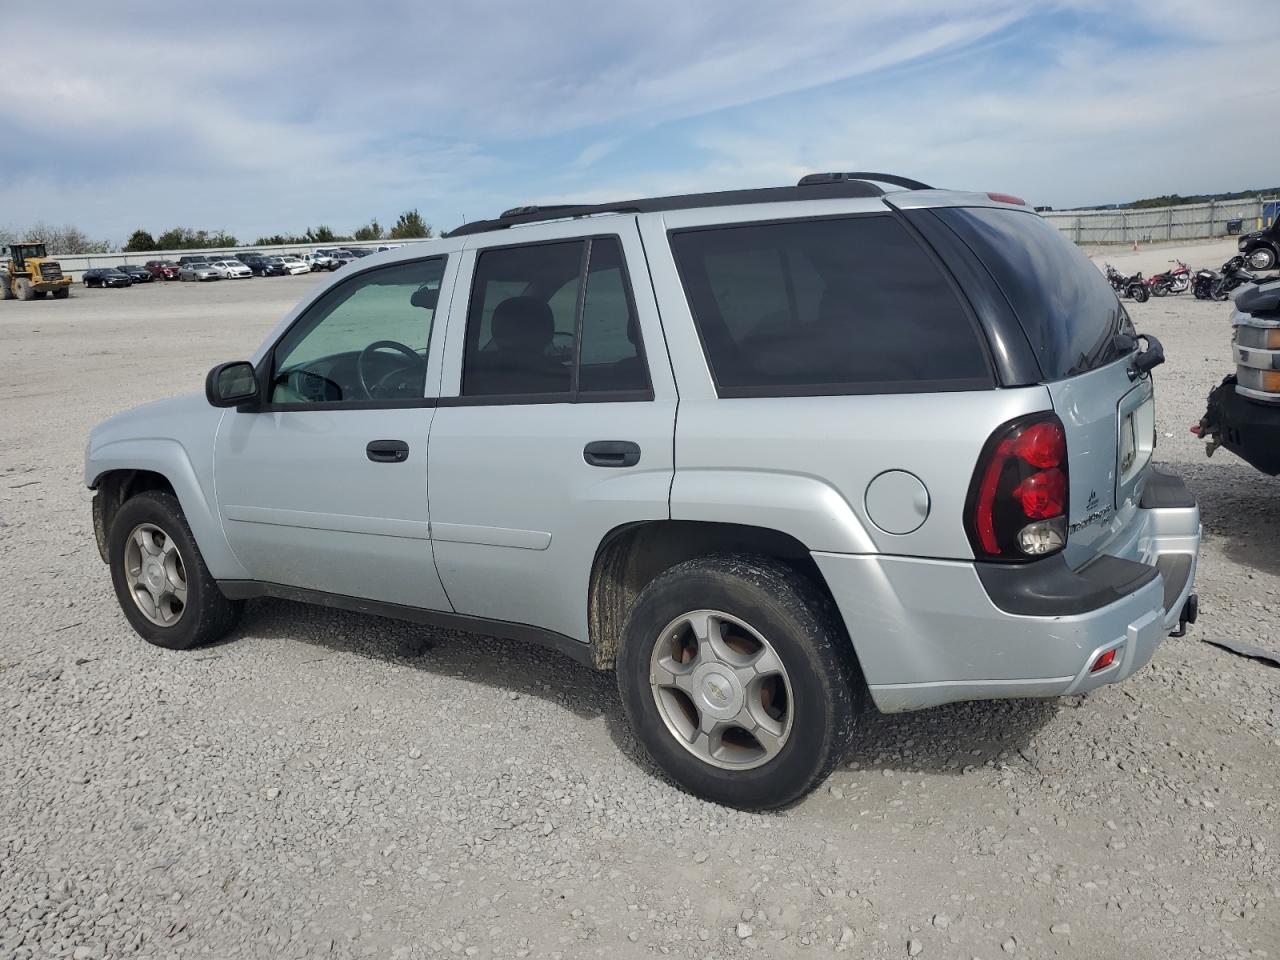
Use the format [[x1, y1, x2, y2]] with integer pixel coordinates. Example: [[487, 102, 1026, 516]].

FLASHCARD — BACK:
[[1, 242, 73, 300]]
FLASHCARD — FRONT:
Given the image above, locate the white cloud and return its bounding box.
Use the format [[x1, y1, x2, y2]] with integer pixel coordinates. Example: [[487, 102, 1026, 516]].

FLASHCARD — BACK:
[[0, 0, 1274, 239]]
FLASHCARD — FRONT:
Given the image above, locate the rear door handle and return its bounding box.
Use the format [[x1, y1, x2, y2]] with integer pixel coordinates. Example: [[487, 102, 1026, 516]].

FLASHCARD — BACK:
[[366, 439, 409, 463], [583, 440, 641, 468]]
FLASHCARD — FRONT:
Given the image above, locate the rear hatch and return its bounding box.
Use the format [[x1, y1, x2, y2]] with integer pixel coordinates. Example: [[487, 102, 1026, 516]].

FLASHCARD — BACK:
[[927, 205, 1151, 566]]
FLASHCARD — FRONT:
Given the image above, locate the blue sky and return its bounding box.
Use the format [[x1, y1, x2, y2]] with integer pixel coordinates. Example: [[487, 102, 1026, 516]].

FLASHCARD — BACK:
[[3, 0, 1277, 244]]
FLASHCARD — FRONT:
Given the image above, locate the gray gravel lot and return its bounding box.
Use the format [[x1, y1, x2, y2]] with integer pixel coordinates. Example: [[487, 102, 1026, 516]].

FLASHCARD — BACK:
[[1, 263, 1277, 960]]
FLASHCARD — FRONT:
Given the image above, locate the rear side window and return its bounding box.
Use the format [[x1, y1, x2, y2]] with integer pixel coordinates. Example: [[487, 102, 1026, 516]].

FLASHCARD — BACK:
[[669, 215, 991, 396], [462, 236, 650, 399], [934, 207, 1130, 380]]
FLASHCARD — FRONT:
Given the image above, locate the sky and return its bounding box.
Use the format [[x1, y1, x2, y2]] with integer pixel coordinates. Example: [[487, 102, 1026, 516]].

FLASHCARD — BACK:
[[2, 0, 1278, 246]]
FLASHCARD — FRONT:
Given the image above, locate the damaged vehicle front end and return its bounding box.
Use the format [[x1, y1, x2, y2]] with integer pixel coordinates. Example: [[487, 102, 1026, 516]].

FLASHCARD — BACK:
[[1195, 279, 1280, 475]]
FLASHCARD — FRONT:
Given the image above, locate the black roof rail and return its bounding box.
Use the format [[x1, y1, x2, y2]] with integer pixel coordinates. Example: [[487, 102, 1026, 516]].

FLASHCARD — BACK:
[[445, 173, 930, 238], [797, 171, 934, 190]]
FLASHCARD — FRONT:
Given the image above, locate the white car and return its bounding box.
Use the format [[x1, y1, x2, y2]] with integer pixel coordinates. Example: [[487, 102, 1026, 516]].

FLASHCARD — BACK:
[[209, 260, 252, 279], [279, 256, 311, 276]]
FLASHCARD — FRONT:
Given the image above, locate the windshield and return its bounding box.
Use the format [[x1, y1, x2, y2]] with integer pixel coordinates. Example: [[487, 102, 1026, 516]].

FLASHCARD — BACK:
[[934, 207, 1132, 379]]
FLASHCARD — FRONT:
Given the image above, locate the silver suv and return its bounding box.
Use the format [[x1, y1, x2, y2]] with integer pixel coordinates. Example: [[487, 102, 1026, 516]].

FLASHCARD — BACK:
[[85, 173, 1201, 809]]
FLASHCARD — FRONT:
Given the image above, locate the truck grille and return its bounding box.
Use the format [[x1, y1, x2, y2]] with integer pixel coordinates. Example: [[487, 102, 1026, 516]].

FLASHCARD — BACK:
[[38, 262, 63, 281]]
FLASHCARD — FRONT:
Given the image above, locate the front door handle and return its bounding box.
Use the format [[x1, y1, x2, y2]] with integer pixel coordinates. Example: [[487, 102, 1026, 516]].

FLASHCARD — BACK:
[[366, 439, 409, 463], [584, 440, 640, 468]]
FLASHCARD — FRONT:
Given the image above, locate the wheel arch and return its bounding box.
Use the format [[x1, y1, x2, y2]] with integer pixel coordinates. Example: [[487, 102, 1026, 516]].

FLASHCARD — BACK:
[[587, 519, 850, 671], [87, 439, 249, 579]]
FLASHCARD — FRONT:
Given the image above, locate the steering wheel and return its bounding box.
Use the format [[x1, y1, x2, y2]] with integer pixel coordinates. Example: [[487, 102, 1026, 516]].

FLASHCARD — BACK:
[[357, 340, 425, 399]]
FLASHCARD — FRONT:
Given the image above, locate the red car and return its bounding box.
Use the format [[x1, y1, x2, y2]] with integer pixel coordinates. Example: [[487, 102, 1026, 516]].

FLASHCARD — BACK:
[[144, 260, 181, 280]]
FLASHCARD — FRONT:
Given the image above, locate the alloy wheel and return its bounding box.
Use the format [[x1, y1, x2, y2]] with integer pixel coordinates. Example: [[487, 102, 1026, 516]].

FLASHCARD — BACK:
[[648, 609, 794, 770], [123, 523, 188, 627]]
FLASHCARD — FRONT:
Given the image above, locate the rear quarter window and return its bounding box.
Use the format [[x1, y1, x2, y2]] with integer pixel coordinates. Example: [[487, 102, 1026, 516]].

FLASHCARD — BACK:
[[932, 207, 1131, 380], [669, 215, 993, 396]]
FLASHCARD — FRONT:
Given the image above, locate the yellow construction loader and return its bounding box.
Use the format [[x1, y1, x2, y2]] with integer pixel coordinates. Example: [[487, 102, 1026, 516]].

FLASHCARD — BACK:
[[1, 242, 73, 300]]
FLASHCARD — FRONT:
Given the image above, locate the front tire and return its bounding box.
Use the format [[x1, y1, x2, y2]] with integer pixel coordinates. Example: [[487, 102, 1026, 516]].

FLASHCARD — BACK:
[[1247, 247, 1277, 271], [617, 555, 862, 810], [1130, 284, 1150, 303], [107, 491, 243, 650], [15, 278, 35, 300]]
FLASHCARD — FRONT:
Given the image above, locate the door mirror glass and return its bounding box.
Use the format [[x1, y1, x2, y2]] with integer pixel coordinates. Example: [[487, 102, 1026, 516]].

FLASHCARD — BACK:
[[206, 361, 259, 407]]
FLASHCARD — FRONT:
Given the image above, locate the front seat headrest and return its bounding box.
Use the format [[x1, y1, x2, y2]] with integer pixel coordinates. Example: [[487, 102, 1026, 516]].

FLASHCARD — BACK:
[[492, 296, 554, 352]]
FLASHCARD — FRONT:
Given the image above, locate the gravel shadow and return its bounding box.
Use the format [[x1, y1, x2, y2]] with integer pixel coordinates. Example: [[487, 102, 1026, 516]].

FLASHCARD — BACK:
[[235, 596, 1064, 782]]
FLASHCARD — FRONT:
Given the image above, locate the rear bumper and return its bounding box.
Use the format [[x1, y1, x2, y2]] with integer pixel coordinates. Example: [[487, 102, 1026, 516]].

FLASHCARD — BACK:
[[814, 468, 1200, 713]]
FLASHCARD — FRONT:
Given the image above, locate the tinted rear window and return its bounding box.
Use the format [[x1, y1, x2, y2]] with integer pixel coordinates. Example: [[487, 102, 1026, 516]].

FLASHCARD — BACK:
[[934, 207, 1130, 380], [669, 215, 992, 396]]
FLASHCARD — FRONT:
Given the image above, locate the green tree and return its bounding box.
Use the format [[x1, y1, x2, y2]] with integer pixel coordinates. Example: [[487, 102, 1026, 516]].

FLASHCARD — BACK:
[[306, 225, 338, 243], [154, 227, 238, 250], [123, 229, 156, 252], [389, 209, 432, 239], [352, 218, 384, 242]]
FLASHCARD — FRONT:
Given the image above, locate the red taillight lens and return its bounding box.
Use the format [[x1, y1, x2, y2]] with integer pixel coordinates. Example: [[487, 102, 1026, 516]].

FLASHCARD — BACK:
[[967, 414, 1069, 560], [1012, 468, 1066, 519], [987, 192, 1026, 205]]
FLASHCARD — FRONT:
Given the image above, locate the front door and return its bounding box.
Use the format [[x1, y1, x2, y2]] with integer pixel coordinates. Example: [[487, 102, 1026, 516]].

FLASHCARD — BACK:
[[214, 253, 456, 610], [427, 220, 677, 644]]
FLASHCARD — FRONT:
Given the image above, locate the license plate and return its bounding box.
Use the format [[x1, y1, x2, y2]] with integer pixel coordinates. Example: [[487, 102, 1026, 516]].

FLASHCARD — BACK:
[[1119, 395, 1155, 486]]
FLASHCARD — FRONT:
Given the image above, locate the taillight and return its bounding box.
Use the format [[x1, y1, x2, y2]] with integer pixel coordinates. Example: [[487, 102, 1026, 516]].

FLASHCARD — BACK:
[[966, 413, 1069, 561]]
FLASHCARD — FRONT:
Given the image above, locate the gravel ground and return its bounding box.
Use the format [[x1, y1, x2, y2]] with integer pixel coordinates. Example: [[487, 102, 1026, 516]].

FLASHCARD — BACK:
[[1, 265, 1277, 960]]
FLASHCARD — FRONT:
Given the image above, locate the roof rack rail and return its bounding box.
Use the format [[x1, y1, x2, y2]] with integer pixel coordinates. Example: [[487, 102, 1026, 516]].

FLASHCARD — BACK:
[[797, 172, 934, 190], [444, 173, 931, 238]]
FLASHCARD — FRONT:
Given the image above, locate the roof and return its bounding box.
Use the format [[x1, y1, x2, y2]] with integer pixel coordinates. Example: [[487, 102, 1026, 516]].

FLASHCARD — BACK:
[[444, 172, 934, 238]]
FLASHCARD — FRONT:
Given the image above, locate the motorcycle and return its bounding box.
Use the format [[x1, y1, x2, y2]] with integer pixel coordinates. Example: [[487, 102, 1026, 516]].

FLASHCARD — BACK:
[[1148, 260, 1191, 296], [1193, 255, 1261, 301], [1105, 263, 1151, 303]]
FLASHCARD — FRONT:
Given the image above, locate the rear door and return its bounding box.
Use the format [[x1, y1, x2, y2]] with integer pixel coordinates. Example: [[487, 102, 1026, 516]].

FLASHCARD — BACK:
[[427, 217, 676, 644], [927, 205, 1151, 566]]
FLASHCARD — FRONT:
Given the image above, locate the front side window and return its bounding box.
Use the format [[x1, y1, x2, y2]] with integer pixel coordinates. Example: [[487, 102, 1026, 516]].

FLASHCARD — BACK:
[[269, 257, 445, 404], [461, 236, 649, 398], [669, 215, 991, 396]]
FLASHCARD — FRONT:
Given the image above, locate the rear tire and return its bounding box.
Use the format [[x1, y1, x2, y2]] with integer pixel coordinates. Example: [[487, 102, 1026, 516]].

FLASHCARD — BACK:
[[617, 555, 862, 810], [107, 491, 243, 651], [1, 278, 13, 300], [53, 287, 69, 299], [1130, 284, 1150, 303]]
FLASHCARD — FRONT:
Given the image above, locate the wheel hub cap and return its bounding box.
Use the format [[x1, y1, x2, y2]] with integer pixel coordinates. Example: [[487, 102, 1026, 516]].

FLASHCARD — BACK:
[[693, 664, 743, 720]]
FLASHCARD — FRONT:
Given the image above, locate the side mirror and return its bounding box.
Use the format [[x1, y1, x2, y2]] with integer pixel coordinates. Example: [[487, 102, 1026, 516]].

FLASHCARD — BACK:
[[206, 361, 259, 408]]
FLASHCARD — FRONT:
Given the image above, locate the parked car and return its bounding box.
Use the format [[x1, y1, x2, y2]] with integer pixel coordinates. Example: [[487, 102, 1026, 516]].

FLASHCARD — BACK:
[[279, 255, 311, 276], [315, 248, 357, 267], [178, 262, 220, 282], [144, 260, 181, 280], [296, 253, 338, 272], [85, 172, 1201, 810], [83, 267, 133, 288], [1238, 217, 1280, 272], [116, 264, 154, 283], [208, 259, 253, 279], [238, 255, 287, 277], [178, 254, 226, 266]]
